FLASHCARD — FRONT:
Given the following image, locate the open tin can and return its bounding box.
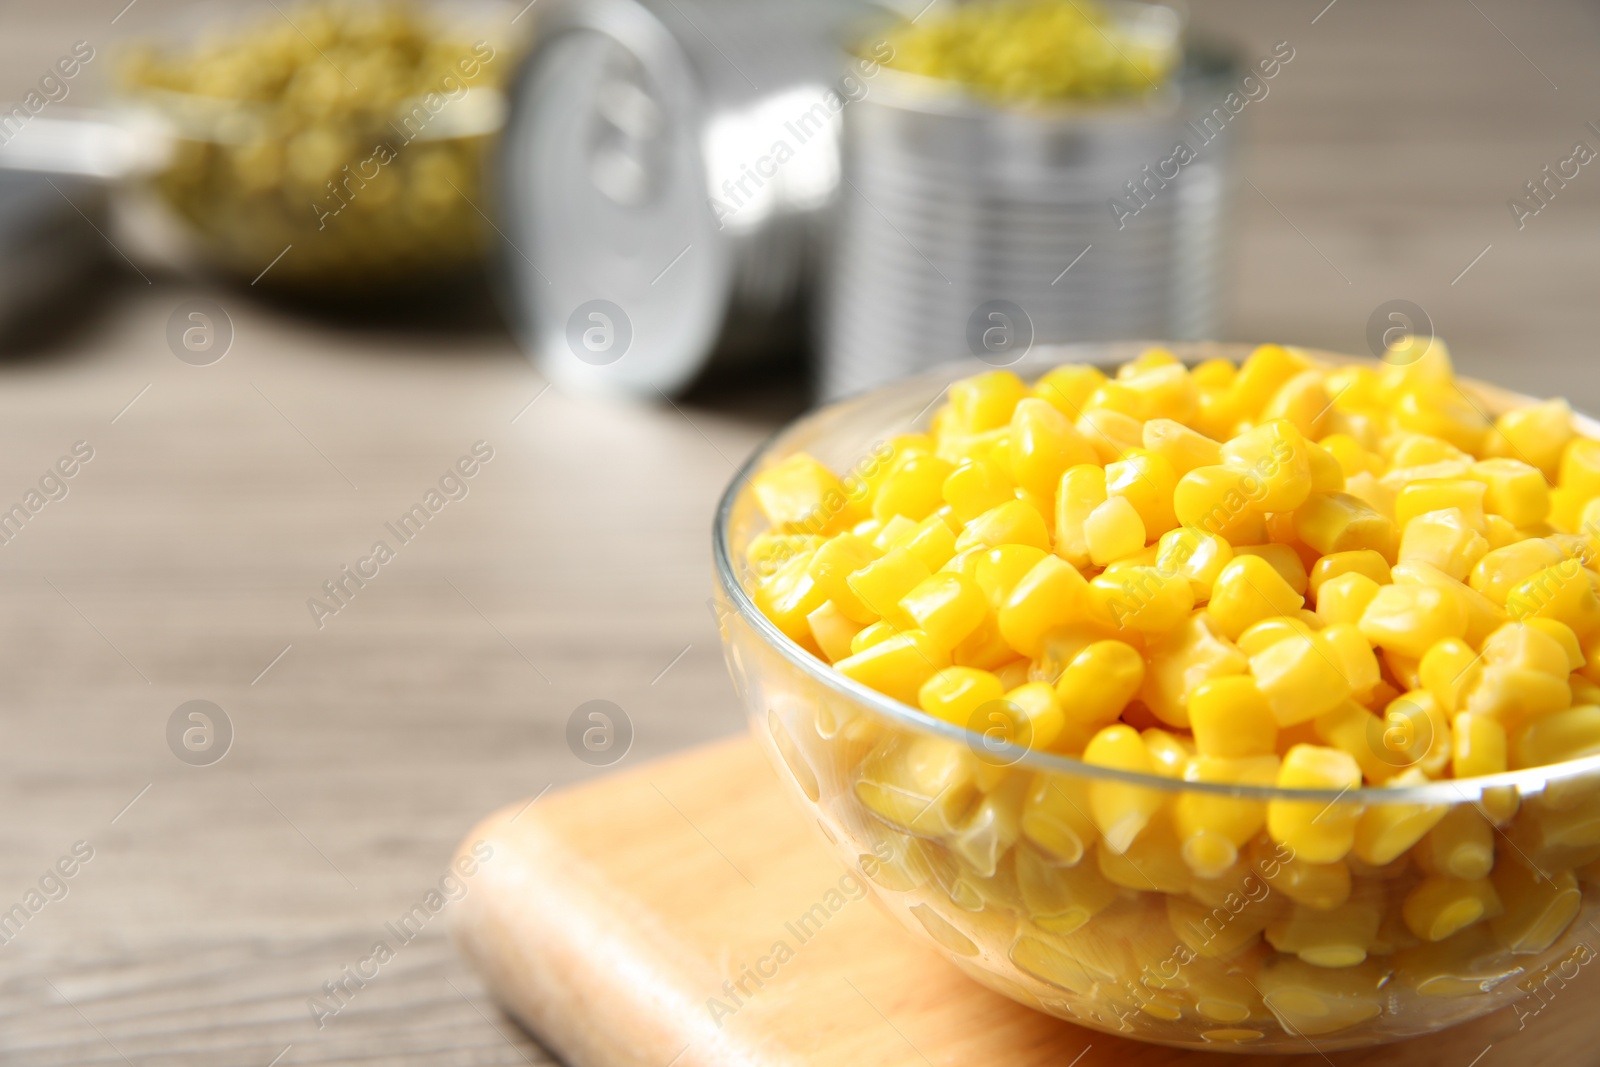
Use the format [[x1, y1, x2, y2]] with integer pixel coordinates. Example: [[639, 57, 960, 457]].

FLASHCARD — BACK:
[[822, 6, 1251, 399]]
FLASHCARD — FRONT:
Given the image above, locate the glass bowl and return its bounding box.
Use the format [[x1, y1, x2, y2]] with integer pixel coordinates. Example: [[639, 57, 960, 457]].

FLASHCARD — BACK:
[[112, 0, 527, 290], [712, 341, 1600, 1053]]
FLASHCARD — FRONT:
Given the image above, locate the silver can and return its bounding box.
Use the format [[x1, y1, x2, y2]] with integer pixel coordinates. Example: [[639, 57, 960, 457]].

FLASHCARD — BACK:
[[822, 21, 1245, 400], [497, 0, 871, 398]]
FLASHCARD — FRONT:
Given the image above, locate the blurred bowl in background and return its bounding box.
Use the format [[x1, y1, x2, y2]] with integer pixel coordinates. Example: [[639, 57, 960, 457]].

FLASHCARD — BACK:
[[112, 0, 529, 291]]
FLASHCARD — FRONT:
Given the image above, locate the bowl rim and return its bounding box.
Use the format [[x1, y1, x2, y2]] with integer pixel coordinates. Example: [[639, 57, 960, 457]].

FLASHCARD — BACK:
[[713, 340, 1600, 805]]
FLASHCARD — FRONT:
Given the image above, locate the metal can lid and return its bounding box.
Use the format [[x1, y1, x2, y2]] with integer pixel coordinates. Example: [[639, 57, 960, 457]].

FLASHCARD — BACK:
[[497, 0, 733, 398]]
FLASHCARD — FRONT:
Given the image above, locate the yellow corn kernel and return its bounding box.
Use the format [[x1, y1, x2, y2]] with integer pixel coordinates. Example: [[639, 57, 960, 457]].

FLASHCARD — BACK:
[[1156, 527, 1234, 601], [1020, 772, 1099, 863], [1230, 344, 1313, 418], [1141, 613, 1249, 728], [1250, 632, 1354, 726], [1316, 571, 1382, 627], [893, 513, 959, 572], [900, 571, 989, 650], [1358, 583, 1468, 658], [1527, 617, 1586, 671], [1055, 640, 1145, 729], [1549, 485, 1588, 532], [942, 457, 1015, 524], [850, 618, 898, 655], [1235, 545, 1309, 598], [1419, 804, 1494, 880], [1505, 561, 1600, 639], [997, 555, 1090, 658], [1173, 464, 1270, 544], [1029, 362, 1101, 420], [871, 515, 914, 549], [1511, 704, 1600, 768], [807, 600, 865, 663], [1098, 813, 1192, 893], [1220, 420, 1315, 513], [1143, 417, 1222, 475], [1451, 711, 1508, 780], [1174, 754, 1277, 876], [1394, 925, 1525, 997], [1016, 841, 1117, 933], [1089, 565, 1195, 635], [1484, 513, 1522, 549], [1399, 508, 1490, 582], [1053, 463, 1106, 568], [1465, 457, 1548, 527], [1083, 724, 1166, 853], [994, 657, 1031, 692], [1076, 408, 1145, 464], [1143, 727, 1195, 778], [1313, 700, 1398, 784], [1294, 492, 1399, 562], [834, 629, 950, 705], [1469, 538, 1566, 606], [807, 533, 886, 623], [752, 452, 864, 532], [1462, 664, 1571, 731], [1484, 620, 1573, 676], [1561, 437, 1600, 498], [947, 369, 1027, 434], [1266, 370, 1339, 441], [754, 549, 829, 646], [872, 452, 956, 524], [951, 615, 1018, 671], [919, 666, 1005, 726], [847, 547, 932, 626], [1392, 388, 1489, 455], [1256, 956, 1385, 1036], [1207, 555, 1305, 642], [1166, 892, 1273, 964], [1418, 637, 1480, 712], [955, 499, 1051, 554], [1121, 362, 1200, 423], [1268, 745, 1363, 864], [1402, 876, 1502, 942], [1188, 676, 1278, 757], [1237, 615, 1317, 655], [1266, 900, 1383, 968], [1268, 850, 1353, 911], [746, 531, 822, 579], [1007, 397, 1097, 498], [1189, 357, 1235, 391], [1084, 378, 1144, 418], [1321, 623, 1381, 701], [1490, 862, 1582, 954], [998, 682, 1066, 753], [1396, 479, 1488, 531], [1083, 495, 1146, 567], [1354, 782, 1448, 867], [1304, 440, 1347, 494], [855, 735, 978, 836], [1486, 398, 1574, 479], [973, 544, 1049, 609], [1105, 449, 1180, 536], [1321, 433, 1382, 479], [1392, 559, 1507, 648]]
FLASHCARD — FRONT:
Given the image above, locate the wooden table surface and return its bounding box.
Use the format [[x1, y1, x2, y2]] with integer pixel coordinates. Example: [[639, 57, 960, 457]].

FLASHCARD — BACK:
[[2, 0, 1598, 1064]]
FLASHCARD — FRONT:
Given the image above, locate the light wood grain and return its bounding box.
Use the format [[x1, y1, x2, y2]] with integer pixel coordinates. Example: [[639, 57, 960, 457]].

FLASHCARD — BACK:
[[455, 737, 1600, 1067], [0, 0, 1597, 1062]]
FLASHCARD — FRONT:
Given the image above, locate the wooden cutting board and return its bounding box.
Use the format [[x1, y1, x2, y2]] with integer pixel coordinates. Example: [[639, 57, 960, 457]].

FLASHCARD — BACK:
[[450, 736, 1588, 1066]]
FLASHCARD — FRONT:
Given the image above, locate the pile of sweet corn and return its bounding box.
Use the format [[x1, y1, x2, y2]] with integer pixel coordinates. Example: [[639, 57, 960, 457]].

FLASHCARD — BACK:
[[875, 0, 1177, 103], [746, 344, 1600, 1037], [118, 1, 515, 287]]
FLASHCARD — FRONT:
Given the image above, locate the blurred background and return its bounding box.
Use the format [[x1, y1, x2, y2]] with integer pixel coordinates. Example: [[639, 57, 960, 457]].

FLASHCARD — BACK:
[[0, 0, 1596, 1062]]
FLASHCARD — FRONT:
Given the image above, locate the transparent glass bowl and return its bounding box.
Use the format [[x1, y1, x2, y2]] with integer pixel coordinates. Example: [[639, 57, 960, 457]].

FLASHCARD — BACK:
[[712, 342, 1600, 1052]]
